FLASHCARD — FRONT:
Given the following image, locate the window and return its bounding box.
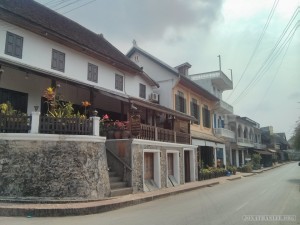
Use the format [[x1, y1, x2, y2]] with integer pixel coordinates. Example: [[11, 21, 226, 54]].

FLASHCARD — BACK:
[[202, 105, 211, 128], [115, 74, 123, 91], [51, 49, 65, 72], [139, 83, 146, 99], [5, 32, 23, 59], [190, 98, 200, 124], [175, 91, 186, 113], [0, 88, 28, 113], [87, 63, 98, 83]]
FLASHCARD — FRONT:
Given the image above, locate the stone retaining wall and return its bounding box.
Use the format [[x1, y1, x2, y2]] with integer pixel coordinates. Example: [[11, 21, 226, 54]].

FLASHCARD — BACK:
[[0, 137, 110, 199]]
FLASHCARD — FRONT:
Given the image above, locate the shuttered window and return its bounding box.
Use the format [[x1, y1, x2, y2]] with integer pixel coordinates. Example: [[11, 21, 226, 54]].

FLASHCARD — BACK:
[[139, 83, 146, 99], [5, 32, 23, 59], [175, 91, 186, 113], [190, 98, 200, 124], [87, 63, 98, 83], [51, 49, 65, 72], [202, 105, 211, 128], [115, 74, 124, 91]]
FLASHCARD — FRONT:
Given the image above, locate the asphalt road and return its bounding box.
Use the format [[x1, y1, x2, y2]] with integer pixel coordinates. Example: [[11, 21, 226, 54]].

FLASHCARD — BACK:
[[1, 162, 299, 225]]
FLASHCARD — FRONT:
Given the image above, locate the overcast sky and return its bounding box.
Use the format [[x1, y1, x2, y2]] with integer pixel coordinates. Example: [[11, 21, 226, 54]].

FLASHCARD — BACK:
[[37, 0, 300, 139]]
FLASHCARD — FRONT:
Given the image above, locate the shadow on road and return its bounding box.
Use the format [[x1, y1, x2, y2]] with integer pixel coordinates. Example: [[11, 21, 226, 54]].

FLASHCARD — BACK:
[[287, 179, 300, 184]]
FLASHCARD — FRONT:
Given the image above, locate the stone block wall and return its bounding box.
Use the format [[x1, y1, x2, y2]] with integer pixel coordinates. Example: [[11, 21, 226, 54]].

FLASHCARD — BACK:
[[0, 138, 110, 199]]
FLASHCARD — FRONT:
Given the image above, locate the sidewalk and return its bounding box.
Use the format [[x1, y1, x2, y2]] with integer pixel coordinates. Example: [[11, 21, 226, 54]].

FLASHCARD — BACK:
[[1, 163, 290, 217]]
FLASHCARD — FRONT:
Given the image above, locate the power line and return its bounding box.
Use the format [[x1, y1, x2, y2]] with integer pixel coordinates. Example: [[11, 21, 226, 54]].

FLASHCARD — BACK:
[[255, 25, 296, 110], [53, 0, 83, 11], [232, 21, 299, 105], [231, 7, 299, 105], [61, 0, 96, 14], [226, 0, 280, 101]]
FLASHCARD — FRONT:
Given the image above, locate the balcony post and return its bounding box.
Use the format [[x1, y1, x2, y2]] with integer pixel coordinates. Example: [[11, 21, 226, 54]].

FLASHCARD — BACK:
[[155, 127, 158, 141], [174, 131, 176, 143], [92, 116, 100, 136], [30, 111, 40, 134]]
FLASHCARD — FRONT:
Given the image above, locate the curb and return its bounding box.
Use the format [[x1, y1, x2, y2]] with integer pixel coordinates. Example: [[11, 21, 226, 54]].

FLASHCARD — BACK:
[[0, 181, 221, 217]]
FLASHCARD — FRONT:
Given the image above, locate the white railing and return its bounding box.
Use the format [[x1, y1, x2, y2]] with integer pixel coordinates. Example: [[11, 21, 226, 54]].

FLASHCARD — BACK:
[[190, 71, 232, 88], [214, 128, 235, 139]]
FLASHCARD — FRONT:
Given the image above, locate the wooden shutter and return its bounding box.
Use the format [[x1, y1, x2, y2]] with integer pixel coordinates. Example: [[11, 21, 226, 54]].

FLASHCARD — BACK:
[[58, 52, 65, 72], [196, 104, 200, 124], [15, 35, 23, 58]]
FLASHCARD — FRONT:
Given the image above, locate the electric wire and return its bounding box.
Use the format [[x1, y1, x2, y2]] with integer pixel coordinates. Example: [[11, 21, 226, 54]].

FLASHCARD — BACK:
[[231, 7, 299, 105], [226, 0, 280, 101], [61, 0, 96, 14], [232, 21, 299, 105]]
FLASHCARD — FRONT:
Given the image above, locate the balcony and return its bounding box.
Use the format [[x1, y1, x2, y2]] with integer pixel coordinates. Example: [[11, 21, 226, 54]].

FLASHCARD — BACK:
[[137, 124, 190, 144], [215, 100, 234, 114], [0, 114, 190, 144], [190, 71, 233, 91], [254, 143, 266, 150], [214, 128, 235, 140], [237, 137, 254, 147]]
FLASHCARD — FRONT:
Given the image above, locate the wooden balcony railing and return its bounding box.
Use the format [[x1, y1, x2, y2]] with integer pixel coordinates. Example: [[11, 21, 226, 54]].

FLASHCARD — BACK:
[[39, 116, 93, 135], [0, 115, 31, 133], [137, 123, 190, 144]]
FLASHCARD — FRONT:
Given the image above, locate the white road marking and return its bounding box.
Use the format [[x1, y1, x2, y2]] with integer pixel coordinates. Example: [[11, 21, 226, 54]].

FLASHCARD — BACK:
[[235, 201, 249, 211]]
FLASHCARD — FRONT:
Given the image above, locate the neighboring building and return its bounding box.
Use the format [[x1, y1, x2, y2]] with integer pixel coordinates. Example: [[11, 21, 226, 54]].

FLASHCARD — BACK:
[[225, 115, 267, 167], [189, 70, 235, 165], [261, 126, 290, 161], [127, 43, 226, 179], [0, 0, 197, 198]]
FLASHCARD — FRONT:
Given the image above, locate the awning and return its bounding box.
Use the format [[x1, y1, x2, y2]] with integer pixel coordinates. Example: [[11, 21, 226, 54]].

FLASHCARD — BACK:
[[254, 150, 272, 155], [129, 97, 197, 122], [93, 86, 129, 102], [191, 131, 225, 144], [268, 149, 277, 153]]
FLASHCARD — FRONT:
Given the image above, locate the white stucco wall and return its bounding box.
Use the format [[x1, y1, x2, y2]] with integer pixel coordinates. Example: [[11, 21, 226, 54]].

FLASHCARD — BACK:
[[128, 51, 177, 108], [0, 20, 154, 100]]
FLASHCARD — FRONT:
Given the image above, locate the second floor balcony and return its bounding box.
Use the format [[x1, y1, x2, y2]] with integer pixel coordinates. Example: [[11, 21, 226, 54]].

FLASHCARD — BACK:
[[215, 100, 234, 114], [214, 128, 235, 140]]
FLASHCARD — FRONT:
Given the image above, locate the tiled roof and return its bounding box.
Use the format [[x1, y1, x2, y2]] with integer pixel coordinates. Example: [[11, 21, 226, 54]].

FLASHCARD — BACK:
[[0, 0, 143, 74]]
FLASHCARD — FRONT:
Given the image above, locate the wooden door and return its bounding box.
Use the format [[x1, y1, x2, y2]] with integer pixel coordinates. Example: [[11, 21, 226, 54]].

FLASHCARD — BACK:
[[167, 153, 174, 176], [144, 153, 154, 180], [184, 151, 191, 182]]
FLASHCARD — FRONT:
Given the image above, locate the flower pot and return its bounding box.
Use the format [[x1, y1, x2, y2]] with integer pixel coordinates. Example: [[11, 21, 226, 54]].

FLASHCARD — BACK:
[[122, 130, 131, 139]]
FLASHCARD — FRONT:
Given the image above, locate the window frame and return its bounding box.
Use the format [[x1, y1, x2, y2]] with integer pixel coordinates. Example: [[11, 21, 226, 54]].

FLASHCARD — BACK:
[[115, 74, 124, 91], [87, 63, 98, 83], [190, 98, 200, 125], [202, 105, 211, 128], [51, 49, 65, 72], [175, 91, 186, 113], [5, 31, 23, 59], [139, 83, 146, 99]]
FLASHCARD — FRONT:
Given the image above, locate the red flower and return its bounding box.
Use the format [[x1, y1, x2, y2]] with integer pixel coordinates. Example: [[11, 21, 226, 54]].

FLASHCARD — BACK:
[[103, 114, 109, 120]]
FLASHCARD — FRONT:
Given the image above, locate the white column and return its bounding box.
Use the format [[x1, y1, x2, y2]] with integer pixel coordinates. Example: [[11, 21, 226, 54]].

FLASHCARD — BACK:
[[223, 148, 226, 166], [92, 116, 100, 136], [236, 150, 239, 167], [241, 150, 245, 166], [30, 111, 40, 134], [229, 148, 233, 165], [214, 147, 217, 167]]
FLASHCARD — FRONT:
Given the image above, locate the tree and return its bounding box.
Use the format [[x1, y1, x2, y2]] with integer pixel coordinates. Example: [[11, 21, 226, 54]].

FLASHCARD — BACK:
[[292, 120, 300, 151]]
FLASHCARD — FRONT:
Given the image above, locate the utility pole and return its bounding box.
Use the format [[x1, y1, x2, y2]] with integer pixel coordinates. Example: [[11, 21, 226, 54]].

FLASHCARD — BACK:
[[217, 55, 222, 72]]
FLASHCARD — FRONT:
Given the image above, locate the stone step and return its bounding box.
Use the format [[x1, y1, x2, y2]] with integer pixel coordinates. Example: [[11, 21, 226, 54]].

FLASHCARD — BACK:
[[110, 187, 133, 197], [109, 176, 122, 182], [110, 181, 127, 189]]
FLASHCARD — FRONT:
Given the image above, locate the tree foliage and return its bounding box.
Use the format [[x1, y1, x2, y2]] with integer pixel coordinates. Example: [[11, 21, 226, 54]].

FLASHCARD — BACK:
[[292, 120, 300, 151]]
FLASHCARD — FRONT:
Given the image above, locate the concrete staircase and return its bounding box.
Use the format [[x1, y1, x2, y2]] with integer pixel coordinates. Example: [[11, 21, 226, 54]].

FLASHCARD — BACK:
[[109, 171, 133, 197]]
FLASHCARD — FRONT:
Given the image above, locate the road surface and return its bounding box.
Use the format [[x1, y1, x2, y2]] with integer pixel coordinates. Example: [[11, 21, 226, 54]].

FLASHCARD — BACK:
[[1, 162, 299, 225]]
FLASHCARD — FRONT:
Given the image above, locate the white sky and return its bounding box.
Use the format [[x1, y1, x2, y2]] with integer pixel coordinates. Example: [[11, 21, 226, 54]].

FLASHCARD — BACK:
[[36, 0, 300, 139]]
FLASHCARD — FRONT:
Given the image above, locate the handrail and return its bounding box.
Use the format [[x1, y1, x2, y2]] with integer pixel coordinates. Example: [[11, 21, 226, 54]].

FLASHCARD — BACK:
[[106, 146, 132, 171]]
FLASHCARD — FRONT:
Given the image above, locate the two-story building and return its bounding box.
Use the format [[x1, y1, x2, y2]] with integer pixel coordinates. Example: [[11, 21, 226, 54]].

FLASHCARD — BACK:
[[127, 43, 225, 178], [225, 115, 268, 167], [0, 0, 197, 199]]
